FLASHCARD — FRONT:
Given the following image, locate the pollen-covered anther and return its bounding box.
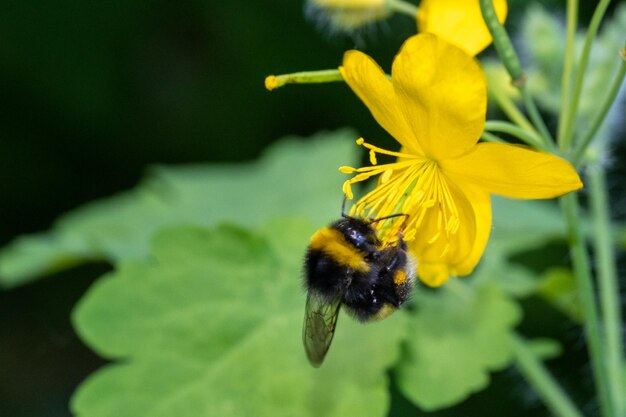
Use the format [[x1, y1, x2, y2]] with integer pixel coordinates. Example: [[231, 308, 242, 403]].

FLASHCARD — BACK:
[[355, 138, 418, 160], [369, 149, 377, 165], [339, 166, 357, 174], [427, 232, 440, 244], [264, 75, 278, 91], [342, 180, 354, 200], [381, 168, 393, 183]]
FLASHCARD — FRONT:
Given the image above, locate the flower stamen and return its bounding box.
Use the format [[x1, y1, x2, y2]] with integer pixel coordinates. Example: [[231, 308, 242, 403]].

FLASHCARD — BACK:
[[343, 146, 462, 252], [355, 138, 420, 160]]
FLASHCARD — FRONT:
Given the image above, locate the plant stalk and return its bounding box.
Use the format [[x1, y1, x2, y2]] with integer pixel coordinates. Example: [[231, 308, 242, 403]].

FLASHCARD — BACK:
[[571, 49, 626, 166], [559, 0, 613, 151], [588, 162, 625, 417], [560, 192, 614, 417], [387, 0, 418, 18], [512, 334, 584, 417], [265, 69, 343, 91], [557, 0, 579, 147], [484, 120, 550, 151], [480, 131, 507, 144]]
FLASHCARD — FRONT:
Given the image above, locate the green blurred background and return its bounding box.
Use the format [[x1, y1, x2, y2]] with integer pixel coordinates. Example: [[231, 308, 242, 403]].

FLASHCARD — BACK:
[[0, 1, 623, 416]]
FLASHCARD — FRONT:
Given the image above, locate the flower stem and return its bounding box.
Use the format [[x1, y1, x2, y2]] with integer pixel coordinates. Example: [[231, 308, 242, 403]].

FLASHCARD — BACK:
[[484, 120, 551, 152], [512, 334, 584, 417], [559, 0, 612, 151], [265, 69, 343, 91], [571, 49, 626, 166], [486, 75, 542, 140], [556, 0, 579, 147], [560, 192, 614, 417], [479, 0, 554, 145], [588, 162, 625, 417], [480, 131, 507, 144], [520, 85, 554, 145], [387, 0, 418, 18]]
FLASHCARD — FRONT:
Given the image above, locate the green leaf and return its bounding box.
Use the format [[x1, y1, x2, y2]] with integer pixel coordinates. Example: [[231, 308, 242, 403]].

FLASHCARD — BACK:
[[0, 129, 359, 288], [396, 281, 521, 410], [472, 252, 541, 298], [538, 267, 583, 323], [490, 196, 566, 254], [71, 222, 406, 417]]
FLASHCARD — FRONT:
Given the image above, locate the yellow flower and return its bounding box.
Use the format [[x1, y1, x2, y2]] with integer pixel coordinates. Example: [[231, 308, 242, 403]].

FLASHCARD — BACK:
[[306, 0, 390, 33], [339, 34, 583, 287], [418, 0, 508, 56]]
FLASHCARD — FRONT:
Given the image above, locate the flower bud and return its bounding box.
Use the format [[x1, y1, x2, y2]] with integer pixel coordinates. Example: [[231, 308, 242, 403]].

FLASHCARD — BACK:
[[305, 0, 391, 34]]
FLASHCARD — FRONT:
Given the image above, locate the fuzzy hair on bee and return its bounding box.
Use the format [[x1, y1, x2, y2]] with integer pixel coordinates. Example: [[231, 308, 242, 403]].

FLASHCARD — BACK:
[[302, 207, 416, 367]]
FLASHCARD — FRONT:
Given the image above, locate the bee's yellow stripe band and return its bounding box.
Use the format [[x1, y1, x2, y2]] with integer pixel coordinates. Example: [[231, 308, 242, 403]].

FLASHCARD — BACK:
[[309, 228, 370, 272], [372, 304, 397, 321]]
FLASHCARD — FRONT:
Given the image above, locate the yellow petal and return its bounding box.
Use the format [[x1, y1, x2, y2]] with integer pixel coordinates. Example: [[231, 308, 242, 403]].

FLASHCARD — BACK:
[[391, 34, 486, 160], [416, 262, 451, 287], [340, 51, 423, 155], [442, 143, 583, 198], [415, 185, 491, 286], [452, 184, 492, 276], [418, 0, 508, 56], [409, 177, 477, 278]]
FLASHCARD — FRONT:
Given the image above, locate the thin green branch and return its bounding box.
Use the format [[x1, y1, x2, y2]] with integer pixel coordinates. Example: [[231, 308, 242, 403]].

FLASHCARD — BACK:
[[387, 0, 418, 18], [265, 69, 343, 91], [557, 0, 579, 147], [560, 193, 614, 417], [559, 0, 613, 151], [484, 120, 551, 152], [588, 163, 625, 417], [512, 334, 584, 417], [520, 85, 555, 145], [480, 131, 507, 144], [572, 49, 626, 166], [486, 75, 542, 139]]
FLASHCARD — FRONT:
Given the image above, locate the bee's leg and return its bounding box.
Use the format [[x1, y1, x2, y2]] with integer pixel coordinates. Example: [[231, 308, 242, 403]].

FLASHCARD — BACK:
[[380, 246, 407, 274], [395, 228, 408, 250]]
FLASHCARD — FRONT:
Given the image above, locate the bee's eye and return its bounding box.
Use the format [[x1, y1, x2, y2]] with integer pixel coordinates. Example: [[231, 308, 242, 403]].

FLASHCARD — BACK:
[[354, 234, 367, 246], [347, 230, 367, 247]]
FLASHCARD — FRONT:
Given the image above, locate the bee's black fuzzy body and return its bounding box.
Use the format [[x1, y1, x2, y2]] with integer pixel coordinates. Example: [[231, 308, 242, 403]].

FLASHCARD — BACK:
[[302, 216, 415, 367]]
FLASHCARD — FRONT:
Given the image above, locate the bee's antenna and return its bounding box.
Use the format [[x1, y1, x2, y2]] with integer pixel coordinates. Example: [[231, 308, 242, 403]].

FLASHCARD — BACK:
[[368, 213, 410, 226], [341, 196, 350, 218], [342, 196, 410, 228]]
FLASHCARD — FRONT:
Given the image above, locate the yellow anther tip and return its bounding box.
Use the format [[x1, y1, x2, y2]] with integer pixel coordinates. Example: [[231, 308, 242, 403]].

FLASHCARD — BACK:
[[339, 166, 356, 173], [264, 75, 278, 91], [369, 150, 377, 165], [342, 181, 354, 200], [356, 138, 365, 145]]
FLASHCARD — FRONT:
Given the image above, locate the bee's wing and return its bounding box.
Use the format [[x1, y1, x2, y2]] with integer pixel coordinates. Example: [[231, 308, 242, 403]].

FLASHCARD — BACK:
[[302, 292, 341, 368]]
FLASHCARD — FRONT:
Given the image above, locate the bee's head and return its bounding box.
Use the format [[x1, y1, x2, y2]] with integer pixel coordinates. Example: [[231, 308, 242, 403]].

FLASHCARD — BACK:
[[332, 217, 379, 250]]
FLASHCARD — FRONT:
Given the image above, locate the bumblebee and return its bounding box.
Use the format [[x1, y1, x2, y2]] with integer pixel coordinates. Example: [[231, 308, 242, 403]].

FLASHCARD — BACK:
[[302, 207, 416, 367]]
